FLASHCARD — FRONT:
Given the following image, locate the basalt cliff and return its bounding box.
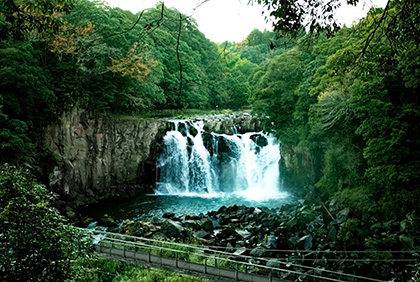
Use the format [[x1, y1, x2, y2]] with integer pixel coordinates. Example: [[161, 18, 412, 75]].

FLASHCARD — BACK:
[[43, 110, 264, 207]]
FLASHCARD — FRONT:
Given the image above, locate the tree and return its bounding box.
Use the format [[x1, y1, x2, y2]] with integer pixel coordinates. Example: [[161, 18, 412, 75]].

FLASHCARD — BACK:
[[248, 1, 419, 219], [232, 29, 301, 64], [0, 109, 35, 166], [0, 0, 74, 40], [251, 0, 419, 48], [0, 164, 92, 281]]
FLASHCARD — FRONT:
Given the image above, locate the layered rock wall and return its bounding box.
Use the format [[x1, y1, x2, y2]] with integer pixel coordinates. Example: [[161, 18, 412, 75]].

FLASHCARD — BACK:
[[44, 110, 265, 207], [44, 109, 170, 207], [200, 113, 265, 134]]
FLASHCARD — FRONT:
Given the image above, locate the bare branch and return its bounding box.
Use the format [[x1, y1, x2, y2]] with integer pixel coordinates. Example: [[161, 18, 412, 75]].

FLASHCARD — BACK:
[[193, 0, 211, 11], [360, 0, 391, 56], [102, 11, 144, 41]]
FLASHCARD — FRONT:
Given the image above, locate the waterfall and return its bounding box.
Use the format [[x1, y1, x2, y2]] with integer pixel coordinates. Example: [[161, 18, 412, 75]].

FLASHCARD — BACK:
[[156, 120, 285, 201]]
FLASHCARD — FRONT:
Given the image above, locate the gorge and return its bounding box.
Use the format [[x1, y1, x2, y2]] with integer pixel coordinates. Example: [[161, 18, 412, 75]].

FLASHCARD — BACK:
[[43, 109, 288, 213]]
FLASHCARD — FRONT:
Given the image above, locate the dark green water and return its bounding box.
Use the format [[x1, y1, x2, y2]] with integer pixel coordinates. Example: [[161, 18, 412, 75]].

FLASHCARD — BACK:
[[83, 192, 291, 222]]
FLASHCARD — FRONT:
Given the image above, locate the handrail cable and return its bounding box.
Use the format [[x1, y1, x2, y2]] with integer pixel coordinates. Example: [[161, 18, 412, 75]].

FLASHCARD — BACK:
[[97, 236, 345, 282], [79, 228, 389, 282], [76, 228, 419, 254]]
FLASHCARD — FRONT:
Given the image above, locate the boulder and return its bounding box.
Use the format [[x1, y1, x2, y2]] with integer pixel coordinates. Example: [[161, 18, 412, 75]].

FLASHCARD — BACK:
[[218, 226, 238, 239], [266, 259, 280, 268], [263, 234, 277, 249], [199, 218, 214, 231], [99, 214, 117, 228], [250, 246, 267, 257], [233, 247, 247, 256], [162, 212, 176, 219], [161, 219, 185, 239], [236, 229, 252, 239], [211, 217, 221, 229], [194, 230, 211, 239]]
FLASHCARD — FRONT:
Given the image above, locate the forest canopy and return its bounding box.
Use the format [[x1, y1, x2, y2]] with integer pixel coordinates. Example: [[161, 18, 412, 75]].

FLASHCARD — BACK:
[[0, 0, 418, 217], [0, 0, 419, 280]]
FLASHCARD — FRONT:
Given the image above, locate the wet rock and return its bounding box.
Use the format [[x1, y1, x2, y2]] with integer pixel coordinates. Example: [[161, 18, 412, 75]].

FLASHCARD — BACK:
[[289, 236, 300, 246], [151, 216, 161, 224], [250, 134, 268, 147], [161, 219, 185, 239], [184, 214, 200, 220], [183, 220, 200, 229], [266, 259, 280, 268], [162, 212, 175, 219], [211, 217, 221, 229], [239, 214, 250, 222], [228, 204, 239, 213], [218, 226, 237, 239], [218, 205, 227, 214], [199, 218, 214, 231], [143, 232, 153, 237], [225, 242, 234, 252], [263, 234, 278, 249], [99, 214, 117, 227], [194, 230, 210, 239], [119, 220, 143, 236], [236, 229, 252, 239], [300, 234, 313, 250], [250, 246, 267, 257], [119, 219, 132, 232], [152, 232, 167, 241], [234, 247, 247, 256]]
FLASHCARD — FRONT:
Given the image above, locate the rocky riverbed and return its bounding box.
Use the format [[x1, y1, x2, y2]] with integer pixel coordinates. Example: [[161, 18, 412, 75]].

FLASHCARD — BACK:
[[92, 196, 417, 281]]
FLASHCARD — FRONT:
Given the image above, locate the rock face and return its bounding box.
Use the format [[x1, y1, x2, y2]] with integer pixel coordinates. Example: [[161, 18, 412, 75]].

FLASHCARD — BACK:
[[43, 110, 265, 207], [199, 113, 265, 134], [44, 109, 171, 207]]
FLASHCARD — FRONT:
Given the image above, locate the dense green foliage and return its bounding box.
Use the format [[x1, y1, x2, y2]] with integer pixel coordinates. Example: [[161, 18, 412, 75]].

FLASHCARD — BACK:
[[0, 164, 92, 281], [0, 0, 258, 169], [0, 0, 419, 280], [250, 2, 420, 220]]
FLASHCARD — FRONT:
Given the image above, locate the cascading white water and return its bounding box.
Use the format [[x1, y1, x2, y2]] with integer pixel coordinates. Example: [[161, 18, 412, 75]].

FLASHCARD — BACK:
[[155, 120, 286, 201]]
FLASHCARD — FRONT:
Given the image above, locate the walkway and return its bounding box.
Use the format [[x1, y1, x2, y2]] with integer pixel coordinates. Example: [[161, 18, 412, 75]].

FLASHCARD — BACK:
[[77, 228, 389, 282]]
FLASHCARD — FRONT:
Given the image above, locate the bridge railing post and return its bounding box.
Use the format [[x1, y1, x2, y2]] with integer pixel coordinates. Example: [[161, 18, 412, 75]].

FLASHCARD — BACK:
[[204, 258, 207, 274], [148, 247, 152, 263]]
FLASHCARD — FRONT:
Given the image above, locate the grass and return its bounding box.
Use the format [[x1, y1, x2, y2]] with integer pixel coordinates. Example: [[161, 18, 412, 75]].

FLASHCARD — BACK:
[[71, 256, 215, 282]]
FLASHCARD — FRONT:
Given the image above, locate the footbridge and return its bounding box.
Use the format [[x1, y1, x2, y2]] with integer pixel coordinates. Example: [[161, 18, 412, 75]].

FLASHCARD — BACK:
[[77, 228, 389, 282]]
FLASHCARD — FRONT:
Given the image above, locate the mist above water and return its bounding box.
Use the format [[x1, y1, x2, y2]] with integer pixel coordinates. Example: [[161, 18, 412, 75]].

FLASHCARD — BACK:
[[156, 120, 288, 202], [82, 119, 290, 223]]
